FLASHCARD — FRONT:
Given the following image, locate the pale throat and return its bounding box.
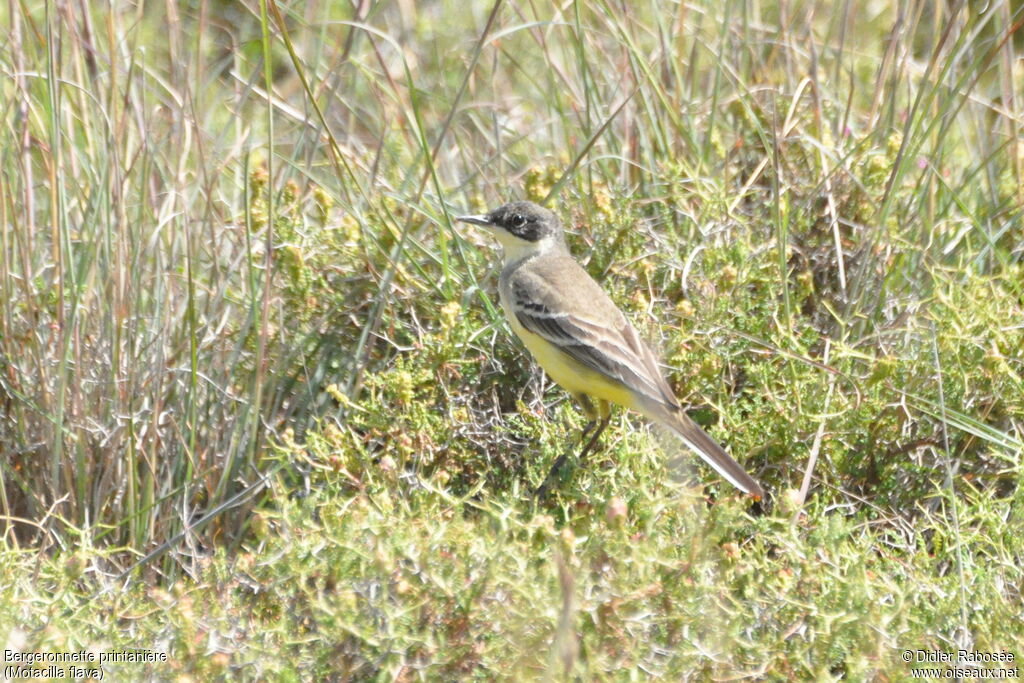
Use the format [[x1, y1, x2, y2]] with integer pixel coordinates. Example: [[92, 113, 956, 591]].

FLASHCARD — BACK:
[[495, 232, 560, 266]]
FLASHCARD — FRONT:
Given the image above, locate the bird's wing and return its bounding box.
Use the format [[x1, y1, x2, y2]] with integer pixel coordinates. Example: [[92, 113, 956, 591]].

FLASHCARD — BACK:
[[507, 257, 680, 409], [507, 254, 763, 498]]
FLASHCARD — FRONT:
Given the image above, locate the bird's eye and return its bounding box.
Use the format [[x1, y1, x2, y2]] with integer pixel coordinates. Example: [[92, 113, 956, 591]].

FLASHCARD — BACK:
[[510, 214, 527, 228]]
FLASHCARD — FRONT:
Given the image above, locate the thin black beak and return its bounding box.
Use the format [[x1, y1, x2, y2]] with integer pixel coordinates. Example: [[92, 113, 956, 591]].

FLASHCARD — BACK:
[[454, 214, 493, 227]]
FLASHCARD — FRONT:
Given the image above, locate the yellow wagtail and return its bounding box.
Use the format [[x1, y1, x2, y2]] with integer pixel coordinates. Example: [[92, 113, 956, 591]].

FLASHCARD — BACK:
[[456, 200, 764, 499]]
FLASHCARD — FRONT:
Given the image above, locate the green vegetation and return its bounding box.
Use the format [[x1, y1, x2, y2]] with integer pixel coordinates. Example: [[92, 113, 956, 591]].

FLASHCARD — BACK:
[[1, 0, 1021, 679]]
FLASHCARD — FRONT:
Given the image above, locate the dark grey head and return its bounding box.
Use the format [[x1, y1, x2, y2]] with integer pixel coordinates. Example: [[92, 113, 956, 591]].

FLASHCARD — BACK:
[[455, 201, 563, 245]]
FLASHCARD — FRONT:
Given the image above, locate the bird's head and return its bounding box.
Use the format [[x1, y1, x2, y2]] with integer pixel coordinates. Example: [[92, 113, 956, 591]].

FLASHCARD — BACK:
[[456, 201, 564, 254]]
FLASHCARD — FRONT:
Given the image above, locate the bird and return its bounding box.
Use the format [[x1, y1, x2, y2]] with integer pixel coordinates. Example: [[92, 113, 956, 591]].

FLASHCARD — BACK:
[[455, 200, 764, 499]]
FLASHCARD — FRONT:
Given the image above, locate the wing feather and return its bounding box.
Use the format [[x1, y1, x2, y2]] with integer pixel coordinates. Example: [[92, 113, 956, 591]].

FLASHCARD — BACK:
[[506, 260, 679, 409], [501, 252, 763, 498]]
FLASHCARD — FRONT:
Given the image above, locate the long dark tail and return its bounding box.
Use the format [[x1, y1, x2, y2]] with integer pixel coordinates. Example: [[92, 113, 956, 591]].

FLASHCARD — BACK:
[[641, 401, 764, 498]]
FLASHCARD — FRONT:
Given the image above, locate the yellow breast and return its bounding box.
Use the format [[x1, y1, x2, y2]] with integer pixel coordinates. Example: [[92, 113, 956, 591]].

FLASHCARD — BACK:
[[502, 300, 637, 409]]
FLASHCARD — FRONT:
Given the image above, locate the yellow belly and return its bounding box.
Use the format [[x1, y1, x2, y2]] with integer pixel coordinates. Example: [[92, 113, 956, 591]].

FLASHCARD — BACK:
[[506, 311, 636, 410]]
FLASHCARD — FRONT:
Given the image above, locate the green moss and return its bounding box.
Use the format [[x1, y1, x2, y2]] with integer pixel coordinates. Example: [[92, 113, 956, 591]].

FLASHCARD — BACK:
[[2, 0, 1022, 678]]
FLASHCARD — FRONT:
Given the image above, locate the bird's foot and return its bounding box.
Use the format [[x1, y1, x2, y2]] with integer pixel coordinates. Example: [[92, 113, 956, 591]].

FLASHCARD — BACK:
[[534, 416, 611, 498], [533, 451, 571, 499]]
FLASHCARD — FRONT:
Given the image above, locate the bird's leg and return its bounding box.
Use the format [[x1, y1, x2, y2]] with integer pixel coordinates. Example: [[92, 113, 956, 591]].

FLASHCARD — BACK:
[[576, 394, 598, 443], [535, 396, 608, 498], [577, 393, 598, 440], [577, 411, 610, 462]]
